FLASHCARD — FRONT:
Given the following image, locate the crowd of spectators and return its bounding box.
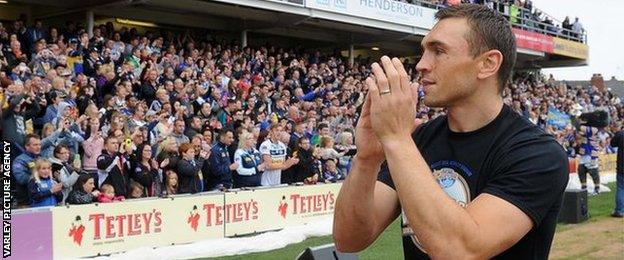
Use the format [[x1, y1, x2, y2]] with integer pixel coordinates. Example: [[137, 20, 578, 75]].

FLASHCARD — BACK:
[[0, 15, 619, 209], [505, 74, 623, 158], [1, 18, 364, 208]]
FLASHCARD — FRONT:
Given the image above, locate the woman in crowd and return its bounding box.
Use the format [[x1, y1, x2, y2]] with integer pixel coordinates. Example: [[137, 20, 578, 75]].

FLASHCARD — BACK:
[[233, 131, 263, 188], [131, 143, 163, 197], [49, 143, 80, 204], [66, 174, 100, 205], [176, 142, 203, 194], [28, 158, 63, 207]]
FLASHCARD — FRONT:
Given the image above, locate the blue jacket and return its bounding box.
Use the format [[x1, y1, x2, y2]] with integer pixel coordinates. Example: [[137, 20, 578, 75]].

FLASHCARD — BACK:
[[12, 152, 40, 205], [42, 105, 58, 125], [28, 177, 62, 207], [206, 142, 233, 189]]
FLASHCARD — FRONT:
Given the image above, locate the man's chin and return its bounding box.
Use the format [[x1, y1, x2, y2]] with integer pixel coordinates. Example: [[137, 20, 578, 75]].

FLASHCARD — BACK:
[[423, 98, 444, 108]]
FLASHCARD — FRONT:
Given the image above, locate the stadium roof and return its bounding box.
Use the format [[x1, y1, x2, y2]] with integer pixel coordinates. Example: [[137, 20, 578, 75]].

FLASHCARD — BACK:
[[7, 0, 589, 68]]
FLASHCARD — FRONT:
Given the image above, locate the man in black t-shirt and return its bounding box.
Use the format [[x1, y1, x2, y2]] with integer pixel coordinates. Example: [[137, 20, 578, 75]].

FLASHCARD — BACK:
[[333, 5, 569, 259]]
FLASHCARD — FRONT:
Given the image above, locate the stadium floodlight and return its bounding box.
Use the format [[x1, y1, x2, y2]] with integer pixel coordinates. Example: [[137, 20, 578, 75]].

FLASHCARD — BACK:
[[0, 0, 8, 4], [116, 18, 158, 28], [371, 47, 380, 51]]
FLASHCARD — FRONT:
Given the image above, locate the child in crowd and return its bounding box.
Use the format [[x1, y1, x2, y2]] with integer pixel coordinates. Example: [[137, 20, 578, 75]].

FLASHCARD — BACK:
[[128, 182, 145, 199], [28, 159, 63, 207], [305, 146, 324, 185], [163, 170, 179, 196], [323, 159, 343, 183], [97, 184, 125, 203]]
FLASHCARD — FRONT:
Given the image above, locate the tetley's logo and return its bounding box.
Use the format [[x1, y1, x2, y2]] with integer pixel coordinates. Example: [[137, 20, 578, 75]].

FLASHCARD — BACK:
[[402, 162, 472, 253], [188, 205, 200, 231], [279, 192, 336, 219], [278, 196, 288, 219], [68, 215, 86, 246], [68, 209, 164, 246]]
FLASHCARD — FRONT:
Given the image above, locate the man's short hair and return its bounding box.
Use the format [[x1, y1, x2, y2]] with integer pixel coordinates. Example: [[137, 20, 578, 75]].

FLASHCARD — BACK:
[[24, 134, 40, 146], [435, 4, 516, 92], [219, 128, 234, 138]]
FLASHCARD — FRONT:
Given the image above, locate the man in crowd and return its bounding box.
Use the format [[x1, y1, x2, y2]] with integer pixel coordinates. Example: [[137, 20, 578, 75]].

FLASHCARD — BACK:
[[97, 136, 131, 197], [11, 134, 42, 207], [206, 128, 238, 190], [259, 124, 299, 186]]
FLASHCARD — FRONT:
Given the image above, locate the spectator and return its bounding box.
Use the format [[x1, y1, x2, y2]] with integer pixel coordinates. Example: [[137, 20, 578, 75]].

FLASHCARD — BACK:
[[127, 182, 145, 199], [259, 124, 299, 186], [66, 174, 100, 205], [163, 169, 179, 196], [28, 158, 63, 207], [49, 143, 80, 204], [97, 136, 131, 196], [82, 118, 104, 180], [97, 184, 125, 203], [184, 116, 202, 140], [2, 83, 41, 155], [233, 131, 264, 188], [12, 134, 42, 207], [206, 128, 238, 190], [319, 136, 346, 161], [176, 142, 204, 194], [335, 131, 356, 176], [322, 159, 343, 183], [171, 118, 190, 146], [156, 137, 179, 169], [290, 137, 316, 183], [571, 17, 584, 39], [131, 143, 161, 197]]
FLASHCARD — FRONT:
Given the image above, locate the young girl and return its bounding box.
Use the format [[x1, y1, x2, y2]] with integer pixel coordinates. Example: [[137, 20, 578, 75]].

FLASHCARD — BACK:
[[127, 182, 145, 199], [163, 170, 179, 196], [97, 184, 125, 203], [28, 159, 63, 207]]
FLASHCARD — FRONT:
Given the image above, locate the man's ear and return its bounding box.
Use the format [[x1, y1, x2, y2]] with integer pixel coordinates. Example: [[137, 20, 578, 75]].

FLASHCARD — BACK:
[[477, 50, 503, 81]]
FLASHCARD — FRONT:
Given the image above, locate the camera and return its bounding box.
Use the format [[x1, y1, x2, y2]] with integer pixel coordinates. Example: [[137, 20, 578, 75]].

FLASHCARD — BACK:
[[578, 110, 609, 128]]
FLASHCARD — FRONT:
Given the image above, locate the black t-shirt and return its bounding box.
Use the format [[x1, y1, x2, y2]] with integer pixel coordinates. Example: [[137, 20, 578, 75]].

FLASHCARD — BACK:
[[377, 105, 569, 259]]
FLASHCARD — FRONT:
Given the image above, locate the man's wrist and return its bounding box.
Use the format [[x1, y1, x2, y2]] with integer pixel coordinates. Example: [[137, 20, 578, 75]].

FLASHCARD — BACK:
[[352, 155, 383, 170], [380, 135, 413, 151]]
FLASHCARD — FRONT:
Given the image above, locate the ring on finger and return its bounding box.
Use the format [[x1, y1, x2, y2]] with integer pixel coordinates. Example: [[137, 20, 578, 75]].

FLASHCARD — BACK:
[[380, 89, 391, 95]]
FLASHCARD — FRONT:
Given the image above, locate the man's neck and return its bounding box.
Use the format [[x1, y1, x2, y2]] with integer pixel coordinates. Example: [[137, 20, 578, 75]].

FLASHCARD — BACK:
[[446, 91, 504, 133]]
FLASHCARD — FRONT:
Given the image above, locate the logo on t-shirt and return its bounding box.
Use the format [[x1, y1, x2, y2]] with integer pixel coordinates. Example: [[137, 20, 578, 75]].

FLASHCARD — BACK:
[[401, 166, 471, 253]]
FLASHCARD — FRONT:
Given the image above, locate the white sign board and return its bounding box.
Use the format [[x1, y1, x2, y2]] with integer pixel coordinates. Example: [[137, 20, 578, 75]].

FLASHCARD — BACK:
[[306, 0, 437, 29]]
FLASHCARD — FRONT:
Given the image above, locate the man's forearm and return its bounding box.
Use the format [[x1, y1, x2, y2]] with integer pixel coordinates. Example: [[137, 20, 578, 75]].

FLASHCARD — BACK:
[[382, 138, 480, 258], [333, 156, 382, 251]]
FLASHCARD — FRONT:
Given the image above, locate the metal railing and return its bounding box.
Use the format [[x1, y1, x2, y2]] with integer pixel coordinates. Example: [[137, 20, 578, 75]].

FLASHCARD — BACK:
[[404, 0, 587, 44]]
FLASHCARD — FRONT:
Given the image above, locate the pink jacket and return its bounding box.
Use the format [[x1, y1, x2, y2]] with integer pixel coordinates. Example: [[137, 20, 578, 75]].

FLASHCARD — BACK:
[[97, 194, 125, 203], [82, 136, 104, 171]]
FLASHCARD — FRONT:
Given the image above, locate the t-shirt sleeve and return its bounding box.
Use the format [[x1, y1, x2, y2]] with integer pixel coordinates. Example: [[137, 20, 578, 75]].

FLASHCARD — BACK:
[[376, 161, 396, 190], [259, 142, 270, 156], [482, 138, 569, 225]]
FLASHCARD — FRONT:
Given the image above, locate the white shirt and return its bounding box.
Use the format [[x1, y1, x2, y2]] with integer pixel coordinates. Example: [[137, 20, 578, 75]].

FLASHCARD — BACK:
[[259, 139, 287, 186]]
